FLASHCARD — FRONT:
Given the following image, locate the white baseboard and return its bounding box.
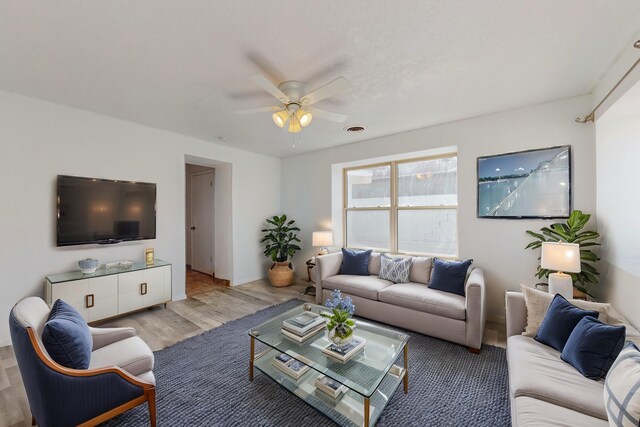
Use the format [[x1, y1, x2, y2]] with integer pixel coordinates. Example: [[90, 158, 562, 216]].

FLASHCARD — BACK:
[[172, 294, 187, 302]]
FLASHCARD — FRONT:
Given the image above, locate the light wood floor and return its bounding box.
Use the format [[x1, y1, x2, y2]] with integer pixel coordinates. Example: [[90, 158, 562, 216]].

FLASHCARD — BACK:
[[0, 272, 505, 427]]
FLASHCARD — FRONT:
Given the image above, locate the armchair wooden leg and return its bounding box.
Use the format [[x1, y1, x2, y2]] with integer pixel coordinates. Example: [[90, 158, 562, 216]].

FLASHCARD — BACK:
[[468, 346, 481, 354], [147, 387, 156, 427], [32, 415, 36, 426]]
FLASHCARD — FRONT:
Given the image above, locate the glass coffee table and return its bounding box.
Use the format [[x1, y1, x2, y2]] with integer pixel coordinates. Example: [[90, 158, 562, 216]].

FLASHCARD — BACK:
[[248, 303, 409, 427]]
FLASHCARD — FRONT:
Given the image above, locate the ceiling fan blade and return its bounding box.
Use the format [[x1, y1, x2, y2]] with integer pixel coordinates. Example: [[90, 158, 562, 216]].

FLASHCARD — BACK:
[[301, 77, 350, 106], [308, 108, 348, 123], [249, 74, 290, 103], [234, 106, 282, 114]]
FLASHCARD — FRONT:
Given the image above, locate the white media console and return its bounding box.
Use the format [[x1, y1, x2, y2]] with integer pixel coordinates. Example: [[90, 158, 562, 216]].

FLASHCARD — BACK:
[[44, 259, 172, 323]]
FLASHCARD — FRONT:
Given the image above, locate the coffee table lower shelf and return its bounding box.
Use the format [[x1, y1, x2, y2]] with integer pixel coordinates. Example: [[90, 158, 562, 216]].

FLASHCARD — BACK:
[[253, 348, 405, 427]]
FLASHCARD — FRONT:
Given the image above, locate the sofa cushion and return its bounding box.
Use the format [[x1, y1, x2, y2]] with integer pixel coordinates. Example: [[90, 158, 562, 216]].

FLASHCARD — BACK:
[[561, 317, 626, 380], [409, 256, 432, 285], [42, 299, 92, 369], [368, 252, 381, 276], [339, 248, 372, 276], [89, 336, 154, 377], [507, 335, 607, 420], [378, 283, 466, 320], [322, 275, 394, 300], [428, 258, 473, 296], [521, 285, 610, 337], [514, 396, 609, 427], [535, 294, 599, 352], [604, 342, 640, 427], [378, 254, 412, 283]]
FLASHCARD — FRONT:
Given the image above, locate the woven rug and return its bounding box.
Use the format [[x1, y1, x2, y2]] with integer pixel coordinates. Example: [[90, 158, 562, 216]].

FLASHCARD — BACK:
[[106, 299, 510, 426]]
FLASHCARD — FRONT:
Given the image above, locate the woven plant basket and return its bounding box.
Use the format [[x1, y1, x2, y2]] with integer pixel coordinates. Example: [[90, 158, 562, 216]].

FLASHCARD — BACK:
[[268, 262, 294, 287]]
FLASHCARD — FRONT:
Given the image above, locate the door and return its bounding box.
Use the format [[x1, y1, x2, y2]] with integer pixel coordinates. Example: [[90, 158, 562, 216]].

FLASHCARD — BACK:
[[191, 170, 215, 275]]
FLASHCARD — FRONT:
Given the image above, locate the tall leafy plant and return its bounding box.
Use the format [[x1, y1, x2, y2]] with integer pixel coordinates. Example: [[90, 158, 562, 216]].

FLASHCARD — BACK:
[[260, 215, 301, 263], [525, 210, 600, 296]]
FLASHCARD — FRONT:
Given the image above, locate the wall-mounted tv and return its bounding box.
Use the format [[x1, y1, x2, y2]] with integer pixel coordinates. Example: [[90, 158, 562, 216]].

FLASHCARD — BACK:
[[477, 145, 571, 219], [57, 175, 156, 246]]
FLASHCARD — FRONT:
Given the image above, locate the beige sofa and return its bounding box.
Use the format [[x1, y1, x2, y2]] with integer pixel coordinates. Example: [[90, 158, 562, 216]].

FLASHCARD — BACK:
[[505, 291, 640, 426], [315, 251, 486, 352]]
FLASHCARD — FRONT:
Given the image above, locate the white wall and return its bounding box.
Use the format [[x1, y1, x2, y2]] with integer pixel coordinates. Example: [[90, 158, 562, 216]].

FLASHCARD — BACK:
[[282, 96, 596, 323], [0, 90, 281, 345], [596, 86, 640, 328]]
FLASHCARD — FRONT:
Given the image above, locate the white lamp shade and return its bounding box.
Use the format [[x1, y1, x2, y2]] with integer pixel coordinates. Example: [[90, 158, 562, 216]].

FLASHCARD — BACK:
[[541, 242, 581, 273], [312, 231, 333, 247]]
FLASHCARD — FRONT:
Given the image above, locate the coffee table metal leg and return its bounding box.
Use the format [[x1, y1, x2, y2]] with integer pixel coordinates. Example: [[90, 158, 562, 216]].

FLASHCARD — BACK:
[[403, 344, 409, 394], [364, 397, 370, 427], [249, 335, 255, 381]]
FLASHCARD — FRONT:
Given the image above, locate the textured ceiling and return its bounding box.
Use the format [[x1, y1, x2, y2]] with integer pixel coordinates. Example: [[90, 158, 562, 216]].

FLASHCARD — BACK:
[[1, 1, 639, 157]]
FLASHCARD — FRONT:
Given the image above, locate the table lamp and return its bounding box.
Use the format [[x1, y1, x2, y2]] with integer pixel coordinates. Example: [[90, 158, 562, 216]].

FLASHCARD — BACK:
[[312, 231, 333, 255], [541, 242, 581, 299]]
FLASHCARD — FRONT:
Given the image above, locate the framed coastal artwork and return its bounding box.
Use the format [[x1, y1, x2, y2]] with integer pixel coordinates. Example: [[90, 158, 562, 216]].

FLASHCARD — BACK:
[[477, 145, 571, 219]]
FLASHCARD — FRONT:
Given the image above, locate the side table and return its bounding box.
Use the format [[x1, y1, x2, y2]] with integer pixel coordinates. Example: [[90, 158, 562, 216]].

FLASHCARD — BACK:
[[302, 258, 316, 296]]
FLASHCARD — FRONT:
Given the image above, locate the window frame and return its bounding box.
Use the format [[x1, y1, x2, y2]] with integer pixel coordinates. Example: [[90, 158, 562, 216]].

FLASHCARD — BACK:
[[343, 153, 458, 258]]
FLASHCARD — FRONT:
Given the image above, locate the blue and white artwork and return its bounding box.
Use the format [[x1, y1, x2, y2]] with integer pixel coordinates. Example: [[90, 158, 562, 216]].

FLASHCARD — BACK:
[[477, 146, 571, 218]]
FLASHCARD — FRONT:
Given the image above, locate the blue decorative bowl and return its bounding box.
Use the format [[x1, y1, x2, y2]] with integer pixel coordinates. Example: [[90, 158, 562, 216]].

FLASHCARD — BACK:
[[78, 258, 99, 274]]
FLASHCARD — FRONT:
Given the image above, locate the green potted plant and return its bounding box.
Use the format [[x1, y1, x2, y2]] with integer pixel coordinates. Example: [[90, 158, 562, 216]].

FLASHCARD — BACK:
[[260, 215, 301, 287], [321, 290, 356, 348], [525, 210, 601, 297]]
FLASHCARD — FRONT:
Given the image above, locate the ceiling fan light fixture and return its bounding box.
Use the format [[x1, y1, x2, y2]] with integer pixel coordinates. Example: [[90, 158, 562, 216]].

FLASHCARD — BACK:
[[296, 109, 313, 127], [272, 110, 289, 128], [288, 114, 302, 133]]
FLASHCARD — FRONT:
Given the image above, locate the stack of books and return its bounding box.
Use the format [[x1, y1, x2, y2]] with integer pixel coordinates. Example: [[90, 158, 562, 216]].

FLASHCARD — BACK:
[[281, 312, 326, 343], [271, 353, 310, 379], [322, 336, 366, 362], [314, 374, 348, 399]]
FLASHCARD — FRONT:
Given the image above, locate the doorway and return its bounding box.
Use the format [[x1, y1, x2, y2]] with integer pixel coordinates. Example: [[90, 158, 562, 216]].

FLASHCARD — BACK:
[[186, 165, 215, 275], [184, 155, 233, 290]]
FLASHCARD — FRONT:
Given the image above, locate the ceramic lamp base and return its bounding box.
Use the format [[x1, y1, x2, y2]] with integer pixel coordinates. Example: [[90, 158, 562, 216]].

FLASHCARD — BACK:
[[548, 272, 573, 299]]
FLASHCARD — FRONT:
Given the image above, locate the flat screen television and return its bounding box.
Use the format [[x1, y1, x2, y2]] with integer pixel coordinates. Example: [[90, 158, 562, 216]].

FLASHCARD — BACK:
[[57, 175, 156, 246], [477, 145, 571, 219]]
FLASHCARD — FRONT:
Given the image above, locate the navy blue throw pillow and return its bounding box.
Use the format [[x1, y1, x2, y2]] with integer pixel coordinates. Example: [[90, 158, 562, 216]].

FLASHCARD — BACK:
[[339, 248, 372, 276], [42, 299, 92, 369], [561, 316, 626, 380], [428, 258, 473, 296], [535, 294, 599, 352]]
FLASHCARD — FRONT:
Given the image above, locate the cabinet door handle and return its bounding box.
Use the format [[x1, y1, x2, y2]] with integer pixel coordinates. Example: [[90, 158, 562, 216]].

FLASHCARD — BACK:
[[141, 282, 148, 295], [85, 294, 95, 308]]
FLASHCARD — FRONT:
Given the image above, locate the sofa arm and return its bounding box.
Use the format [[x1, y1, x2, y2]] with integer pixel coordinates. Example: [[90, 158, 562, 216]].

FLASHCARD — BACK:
[[465, 268, 486, 350], [90, 326, 137, 351], [315, 252, 343, 303], [506, 291, 527, 338]]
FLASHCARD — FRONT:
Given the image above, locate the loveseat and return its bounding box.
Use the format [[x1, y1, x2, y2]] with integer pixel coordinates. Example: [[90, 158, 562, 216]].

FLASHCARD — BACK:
[[505, 291, 640, 426], [315, 251, 486, 352]]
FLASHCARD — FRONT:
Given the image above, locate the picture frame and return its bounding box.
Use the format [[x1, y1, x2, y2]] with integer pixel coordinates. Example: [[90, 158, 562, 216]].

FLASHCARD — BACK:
[[145, 248, 155, 266], [477, 145, 571, 219]]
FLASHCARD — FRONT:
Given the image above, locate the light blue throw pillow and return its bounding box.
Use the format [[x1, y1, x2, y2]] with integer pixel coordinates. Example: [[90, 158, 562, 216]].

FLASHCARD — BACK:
[[378, 254, 411, 283]]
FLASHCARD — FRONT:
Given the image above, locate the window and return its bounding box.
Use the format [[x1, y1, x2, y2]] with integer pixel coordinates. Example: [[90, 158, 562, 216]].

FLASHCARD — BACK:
[[343, 154, 458, 256]]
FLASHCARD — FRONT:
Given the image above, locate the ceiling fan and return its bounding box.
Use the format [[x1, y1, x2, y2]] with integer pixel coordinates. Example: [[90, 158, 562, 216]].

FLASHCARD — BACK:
[[236, 74, 350, 133]]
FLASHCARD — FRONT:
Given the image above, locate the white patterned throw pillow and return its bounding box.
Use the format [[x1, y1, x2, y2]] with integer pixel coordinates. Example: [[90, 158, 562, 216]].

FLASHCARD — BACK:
[[604, 342, 640, 427], [378, 254, 411, 284]]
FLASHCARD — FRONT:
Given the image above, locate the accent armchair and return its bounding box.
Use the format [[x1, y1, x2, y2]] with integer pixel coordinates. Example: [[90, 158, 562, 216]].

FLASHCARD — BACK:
[[9, 297, 156, 427]]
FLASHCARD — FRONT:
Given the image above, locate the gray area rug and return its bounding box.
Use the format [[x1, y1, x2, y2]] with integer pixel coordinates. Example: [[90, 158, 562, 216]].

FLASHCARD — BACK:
[[106, 299, 510, 426]]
